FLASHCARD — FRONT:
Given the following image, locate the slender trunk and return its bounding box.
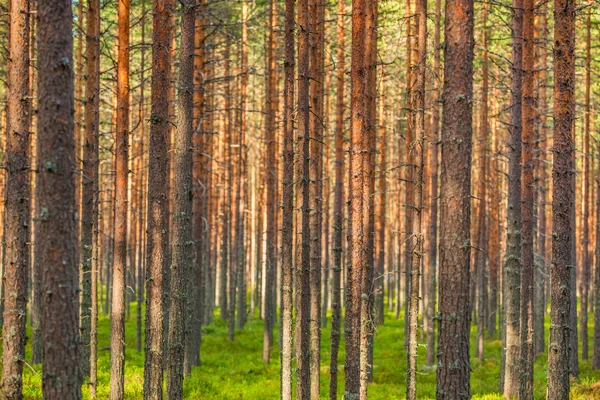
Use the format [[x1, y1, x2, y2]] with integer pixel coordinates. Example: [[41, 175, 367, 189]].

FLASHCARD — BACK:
[[502, 0, 523, 394], [406, 0, 426, 395], [166, 2, 194, 395], [296, 0, 311, 392], [185, 0, 207, 374], [329, 0, 344, 396], [37, 0, 82, 396], [84, 0, 100, 392], [546, 0, 574, 396], [263, 0, 277, 362], [1, 0, 30, 396], [425, 0, 440, 366], [136, 0, 147, 356], [475, 0, 489, 360], [519, 0, 535, 395], [435, 0, 474, 396], [143, 0, 172, 397], [280, 0, 295, 394], [236, 0, 249, 331], [308, 0, 324, 390], [110, 0, 130, 396]]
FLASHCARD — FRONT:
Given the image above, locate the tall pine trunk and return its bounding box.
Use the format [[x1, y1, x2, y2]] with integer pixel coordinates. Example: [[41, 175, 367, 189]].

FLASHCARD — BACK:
[[110, 0, 130, 397], [143, 0, 172, 397], [502, 0, 523, 394], [1, 0, 30, 396], [37, 0, 82, 396], [84, 0, 100, 393], [436, 0, 474, 396], [519, 0, 535, 395], [546, 0, 575, 396]]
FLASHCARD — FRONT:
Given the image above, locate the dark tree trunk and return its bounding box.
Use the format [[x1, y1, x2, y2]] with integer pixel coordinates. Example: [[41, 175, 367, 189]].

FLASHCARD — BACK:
[[329, 0, 344, 396], [308, 0, 324, 391], [475, 0, 489, 360], [519, 0, 535, 395], [143, 0, 172, 397], [166, 1, 195, 395], [546, 0, 575, 396], [502, 0, 523, 394], [263, 0, 277, 362], [83, 0, 100, 393], [296, 0, 311, 392], [1, 0, 30, 396], [425, 0, 441, 367], [280, 0, 294, 393], [37, 0, 82, 396], [435, 0, 474, 396]]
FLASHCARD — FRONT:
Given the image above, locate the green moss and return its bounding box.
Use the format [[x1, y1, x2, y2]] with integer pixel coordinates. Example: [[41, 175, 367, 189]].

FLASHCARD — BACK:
[[4, 300, 599, 399]]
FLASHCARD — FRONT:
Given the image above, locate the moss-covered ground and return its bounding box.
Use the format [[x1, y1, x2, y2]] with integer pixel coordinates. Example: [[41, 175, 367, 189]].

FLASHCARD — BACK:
[[11, 303, 600, 399]]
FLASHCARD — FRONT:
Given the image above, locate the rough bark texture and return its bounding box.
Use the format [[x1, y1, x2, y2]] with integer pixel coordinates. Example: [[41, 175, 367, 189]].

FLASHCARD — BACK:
[[110, 0, 130, 397], [263, 0, 277, 363], [345, 0, 366, 394], [425, 0, 441, 367], [1, 0, 30, 397], [502, 0, 523, 395], [280, 0, 294, 394], [546, 0, 575, 396], [406, 0, 426, 396], [519, 0, 535, 396], [185, 0, 207, 374], [308, 0, 324, 391], [84, 0, 100, 393], [37, 0, 82, 397], [143, 0, 172, 397], [474, 0, 488, 360], [166, 1, 195, 396], [435, 0, 474, 396], [329, 0, 344, 396], [296, 0, 311, 393]]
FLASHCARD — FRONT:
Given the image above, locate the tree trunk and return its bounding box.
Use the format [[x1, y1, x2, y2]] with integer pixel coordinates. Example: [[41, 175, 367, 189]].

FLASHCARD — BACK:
[[436, 0, 474, 396], [502, 0, 523, 395], [474, 0, 489, 360], [280, 0, 294, 394], [296, 0, 311, 393], [143, 0, 172, 397], [37, 0, 82, 396], [546, 0, 575, 396], [1, 0, 30, 396], [329, 0, 344, 396], [263, 0, 277, 362], [83, 0, 100, 392], [406, 0, 426, 396], [519, 0, 535, 395], [308, 0, 324, 391], [110, 0, 130, 396], [166, 1, 195, 395], [425, 0, 441, 366]]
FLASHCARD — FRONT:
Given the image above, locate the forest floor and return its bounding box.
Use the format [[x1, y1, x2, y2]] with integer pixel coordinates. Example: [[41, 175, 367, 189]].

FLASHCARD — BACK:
[[11, 303, 600, 399]]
